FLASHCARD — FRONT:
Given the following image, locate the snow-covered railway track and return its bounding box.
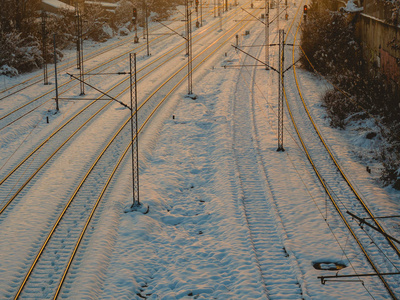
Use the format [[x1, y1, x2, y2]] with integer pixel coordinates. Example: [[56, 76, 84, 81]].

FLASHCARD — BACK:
[[0, 10, 208, 102], [231, 16, 305, 300], [5, 11, 257, 299], [0, 8, 242, 218], [284, 15, 400, 299], [0, 10, 212, 133]]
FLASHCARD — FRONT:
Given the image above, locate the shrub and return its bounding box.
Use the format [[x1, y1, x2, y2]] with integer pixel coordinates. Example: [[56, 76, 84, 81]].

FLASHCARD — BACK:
[[300, 0, 361, 77], [300, 0, 400, 188], [0, 31, 43, 73]]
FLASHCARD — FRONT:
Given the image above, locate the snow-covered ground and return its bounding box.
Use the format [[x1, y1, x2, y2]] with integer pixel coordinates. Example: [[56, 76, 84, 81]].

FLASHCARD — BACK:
[[0, 2, 399, 299]]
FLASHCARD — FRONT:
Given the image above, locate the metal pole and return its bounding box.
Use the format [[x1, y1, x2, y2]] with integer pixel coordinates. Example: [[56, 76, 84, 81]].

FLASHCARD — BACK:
[[214, 0, 216, 17], [146, 3, 150, 56], [265, 0, 269, 69], [277, 0, 280, 30], [189, 8, 193, 95], [134, 53, 139, 207], [200, 0, 203, 26], [130, 53, 140, 207], [80, 14, 84, 60], [186, 0, 193, 95], [219, 0, 222, 30], [196, 1, 199, 28], [75, 9, 84, 96], [53, 34, 59, 111], [277, 29, 284, 151], [142, 1, 146, 39], [41, 10, 48, 85], [186, 0, 189, 56], [79, 13, 85, 95], [75, 5, 80, 70], [129, 53, 135, 207]]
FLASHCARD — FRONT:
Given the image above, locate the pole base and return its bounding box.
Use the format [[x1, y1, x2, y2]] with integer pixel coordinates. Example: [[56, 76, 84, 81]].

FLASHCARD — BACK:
[[124, 202, 149, 214], [277, 147, 285, 152], [185, 93, 197, 100], [134, 36, 139, 43]]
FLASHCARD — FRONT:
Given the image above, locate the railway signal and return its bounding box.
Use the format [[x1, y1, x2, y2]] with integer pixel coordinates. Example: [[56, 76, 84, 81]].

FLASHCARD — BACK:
[[285, 0, 288, 20], [133, 7, 139, 43], [132, 7, 137, 24], [303, 5, 307, 21]]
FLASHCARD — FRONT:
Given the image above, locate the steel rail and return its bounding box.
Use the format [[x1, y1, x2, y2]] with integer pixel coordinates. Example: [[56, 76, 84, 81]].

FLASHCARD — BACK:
[[0, 4, 239, 187], [0, 4, 242, 218], [0, 7, 242, 223], [283, 9, 397, 300], [0, 9, 216, 130], [291, 26, 400, 261], [231, 9, 300, 298], [55, 12, 257, 299], [14, 8, 255, 299]]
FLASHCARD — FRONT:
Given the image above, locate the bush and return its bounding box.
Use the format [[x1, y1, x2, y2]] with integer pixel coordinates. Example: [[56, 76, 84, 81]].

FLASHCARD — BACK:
[[322, 89, 359, 128], [0, 31, 43, 73], [301, 0, 400, 188], [300, 0, 361, 77]]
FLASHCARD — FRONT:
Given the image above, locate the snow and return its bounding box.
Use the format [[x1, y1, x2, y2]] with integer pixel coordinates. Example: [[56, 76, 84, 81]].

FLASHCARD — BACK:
[[343, 0, 363, 13], [0, 2, 399, 300], [42, 0, 75, 12], [85, 1, 118, 9], [102, 24, 114, 38]]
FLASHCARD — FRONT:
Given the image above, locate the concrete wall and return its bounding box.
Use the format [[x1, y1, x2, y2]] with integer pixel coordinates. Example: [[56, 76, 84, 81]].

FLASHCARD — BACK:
[[357, 11, 400, 86], [316, 0, 400, 94]]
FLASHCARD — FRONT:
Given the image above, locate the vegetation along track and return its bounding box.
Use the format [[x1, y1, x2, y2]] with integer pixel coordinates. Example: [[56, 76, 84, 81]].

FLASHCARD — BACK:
[[0, 20, 164, 99], [0, 9, 215, 132], [7, 8, 256, 299], [231, 3, 306, 298], [284, 9, 400, 300], [0, 5, 242, 217]]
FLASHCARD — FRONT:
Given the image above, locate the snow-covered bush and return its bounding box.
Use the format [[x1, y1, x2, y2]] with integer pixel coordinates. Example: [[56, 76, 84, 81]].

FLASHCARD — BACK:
[[82, 4, 115, 42], [113, 0, 135, 28], [381, 144, 400, 189], [0, 31, 43, 73], [119, 27, 131, 36], [301, 0, 400, 188], [0, 65, 19, 77], [322, 90, 359, 128]]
